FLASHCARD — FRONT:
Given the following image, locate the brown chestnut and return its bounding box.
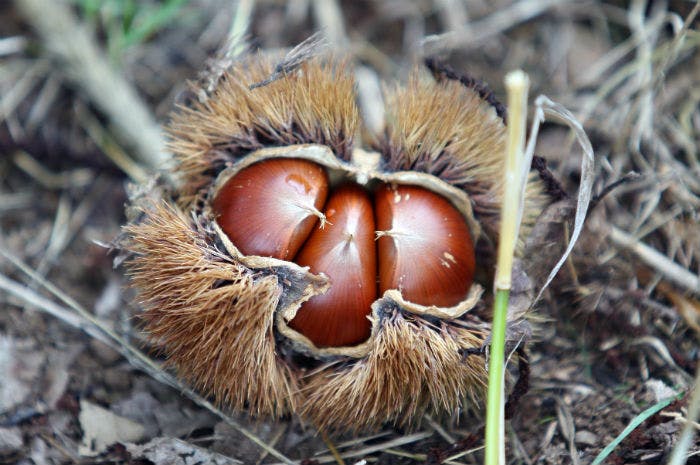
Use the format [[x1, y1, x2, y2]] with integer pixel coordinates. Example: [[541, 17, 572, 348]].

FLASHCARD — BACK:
[[212, 159, 329, 260], [289, 184, 376, 347], [375, 184, 475, 307], [213, 159, 477, 346]]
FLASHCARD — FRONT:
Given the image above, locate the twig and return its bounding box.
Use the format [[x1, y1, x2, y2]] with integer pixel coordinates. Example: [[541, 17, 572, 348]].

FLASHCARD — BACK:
[[423, 413, 456, 444], [421, 0, 566, 54], [588, 172, 642, 212], [608, 226, 700, 295], [15, 0, 169, 172], [272, 431, 433, 465]]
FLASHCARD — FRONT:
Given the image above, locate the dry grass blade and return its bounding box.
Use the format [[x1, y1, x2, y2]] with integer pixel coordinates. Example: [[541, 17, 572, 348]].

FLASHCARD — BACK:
[[14, 0, 168, 172], [271, 431, 433, 465], [0, 60, 48, 125], [652, 2, 700, 92], [524, 96, 595, 307], [421, 0, 566, 54], [76, 106, 149, 183], [12, 151, 93, 190], [668, 362, 700, 465], [609, 227, 700, 296], [0, 247, 295, 465], [227, 0, 256, 57]]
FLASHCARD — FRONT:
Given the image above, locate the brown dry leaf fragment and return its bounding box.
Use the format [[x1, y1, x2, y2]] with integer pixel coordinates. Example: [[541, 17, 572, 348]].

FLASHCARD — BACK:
[[658, 285, 700, 336]]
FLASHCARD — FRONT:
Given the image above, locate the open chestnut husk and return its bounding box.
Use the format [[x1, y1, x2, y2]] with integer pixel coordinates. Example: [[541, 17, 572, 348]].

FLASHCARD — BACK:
[[121, 54, 552, 432]]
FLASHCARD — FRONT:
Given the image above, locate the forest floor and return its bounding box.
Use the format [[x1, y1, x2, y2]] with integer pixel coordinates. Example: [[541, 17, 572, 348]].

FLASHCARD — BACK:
[[1, 1, 699, 464]]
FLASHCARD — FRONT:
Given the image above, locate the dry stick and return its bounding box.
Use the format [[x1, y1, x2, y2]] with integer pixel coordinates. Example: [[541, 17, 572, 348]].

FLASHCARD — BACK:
[[275, 431, 433, 465], [420, 0, 567, 54], [0, 248, 295, 465], [608, 226, 700, 295], [15, 0, 169, 173]]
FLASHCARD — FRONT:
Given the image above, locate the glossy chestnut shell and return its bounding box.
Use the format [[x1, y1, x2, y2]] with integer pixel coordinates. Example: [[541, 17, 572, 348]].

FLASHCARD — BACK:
[[212, 157, 476, 348]]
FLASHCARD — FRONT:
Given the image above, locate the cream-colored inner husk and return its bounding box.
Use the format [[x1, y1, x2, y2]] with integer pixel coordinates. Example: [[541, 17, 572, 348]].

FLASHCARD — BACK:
[[208, 143, 484, 358]]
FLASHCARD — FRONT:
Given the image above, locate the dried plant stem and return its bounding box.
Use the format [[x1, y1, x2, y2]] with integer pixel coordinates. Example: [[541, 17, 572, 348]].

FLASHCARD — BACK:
[[485, 70, 529, 465], [668, 361, 700, 465], [421, 0, 565, 54], [609, 226, 700, 295], [15, 0, 168, 172], [228, 0, 256, 57], [321, 432, 346, 465]]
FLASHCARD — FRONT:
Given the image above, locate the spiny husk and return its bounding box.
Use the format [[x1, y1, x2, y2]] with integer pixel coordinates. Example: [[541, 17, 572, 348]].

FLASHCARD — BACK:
[[168, 56, 358, 208], [123, 201, 297, 416], [382, 76, 506, 214], [381, 74, 548, 251], [122, 53, 555, 433], [301, 311, 487, 432]]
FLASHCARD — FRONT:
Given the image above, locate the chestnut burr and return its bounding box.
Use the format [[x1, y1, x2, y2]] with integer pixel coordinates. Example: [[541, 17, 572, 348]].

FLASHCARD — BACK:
[[124, 54, 552, 432]]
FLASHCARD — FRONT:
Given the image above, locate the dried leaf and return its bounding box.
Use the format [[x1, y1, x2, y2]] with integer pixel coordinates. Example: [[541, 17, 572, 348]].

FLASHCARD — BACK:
[[78, 400, 146, 457], [658, 285, 700, 335], [522, 96, 595, 308], [126, 437, 242, 465], [0, 336, 44, 414]]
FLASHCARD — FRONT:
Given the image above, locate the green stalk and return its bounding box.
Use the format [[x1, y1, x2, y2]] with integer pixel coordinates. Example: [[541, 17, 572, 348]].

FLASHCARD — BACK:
[[484, 289, 509, 465], [484, 70, 529, 465]]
